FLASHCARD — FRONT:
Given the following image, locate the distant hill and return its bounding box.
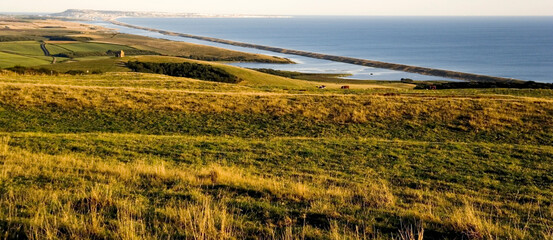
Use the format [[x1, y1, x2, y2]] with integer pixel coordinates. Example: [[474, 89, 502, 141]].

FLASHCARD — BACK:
[[49, 9, 290, 20]]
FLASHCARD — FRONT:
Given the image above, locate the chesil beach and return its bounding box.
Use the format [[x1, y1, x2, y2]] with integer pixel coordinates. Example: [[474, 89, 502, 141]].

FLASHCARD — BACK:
[[104, 16, 553, 82]]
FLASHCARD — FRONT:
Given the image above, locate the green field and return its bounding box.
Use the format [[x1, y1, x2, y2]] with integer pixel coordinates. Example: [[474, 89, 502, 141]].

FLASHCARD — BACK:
[[42, 43, 77, 55], [0, 41, 53, 68], [0, 41, 46, 56], [0, 52, 51, 68], [37, 58, 130, 73], [0, 41, 134, 69]]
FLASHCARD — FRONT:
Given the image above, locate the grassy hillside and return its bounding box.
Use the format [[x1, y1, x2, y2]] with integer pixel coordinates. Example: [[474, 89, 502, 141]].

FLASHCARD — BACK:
[[1, 18, 553, 240], [0, 69, 552, 239]]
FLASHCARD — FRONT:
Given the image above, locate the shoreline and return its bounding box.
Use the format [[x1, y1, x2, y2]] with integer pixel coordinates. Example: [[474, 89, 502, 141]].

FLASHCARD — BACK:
[[109, 19, 524, 83]]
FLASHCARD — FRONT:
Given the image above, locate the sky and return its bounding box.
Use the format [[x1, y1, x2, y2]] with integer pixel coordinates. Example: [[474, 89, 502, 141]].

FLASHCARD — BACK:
[[1, 0, 553, 16]]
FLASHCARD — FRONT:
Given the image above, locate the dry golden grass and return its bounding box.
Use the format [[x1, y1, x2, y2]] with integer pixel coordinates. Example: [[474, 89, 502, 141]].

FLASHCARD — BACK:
[[0, 145, 401, 239]]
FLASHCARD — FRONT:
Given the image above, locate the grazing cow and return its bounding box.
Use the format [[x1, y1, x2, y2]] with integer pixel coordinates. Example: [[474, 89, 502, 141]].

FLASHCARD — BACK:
[[318, 85, 326, 89], [341, 85, 350, 89]]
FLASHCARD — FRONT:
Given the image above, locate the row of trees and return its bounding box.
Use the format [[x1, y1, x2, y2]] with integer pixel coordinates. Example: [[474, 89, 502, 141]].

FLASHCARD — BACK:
[[126, 61, 242, 83]]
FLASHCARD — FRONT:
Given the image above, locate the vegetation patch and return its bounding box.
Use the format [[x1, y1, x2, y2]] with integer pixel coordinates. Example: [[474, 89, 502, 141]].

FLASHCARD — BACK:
[[0, 36, 41, 42], [5, 66, 58, 75], [43, 35, 93, 41], [126, 61, 242, 83]]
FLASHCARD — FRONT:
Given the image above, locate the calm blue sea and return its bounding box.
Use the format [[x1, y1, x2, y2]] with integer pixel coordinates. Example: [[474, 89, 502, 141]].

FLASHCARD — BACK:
[[102, 17, 553, 82]]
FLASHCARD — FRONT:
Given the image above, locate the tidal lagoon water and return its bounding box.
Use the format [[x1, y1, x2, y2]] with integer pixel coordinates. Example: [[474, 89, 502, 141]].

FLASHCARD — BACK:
[[97, 17, 553, 82]]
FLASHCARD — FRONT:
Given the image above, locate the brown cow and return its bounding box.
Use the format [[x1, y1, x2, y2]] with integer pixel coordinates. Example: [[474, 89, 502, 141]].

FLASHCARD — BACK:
[[341, 85, 350, 89]]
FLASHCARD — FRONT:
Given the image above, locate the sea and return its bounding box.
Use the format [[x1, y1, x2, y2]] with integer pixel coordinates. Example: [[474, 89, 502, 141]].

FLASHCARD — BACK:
[[93, 17, 553, 82]]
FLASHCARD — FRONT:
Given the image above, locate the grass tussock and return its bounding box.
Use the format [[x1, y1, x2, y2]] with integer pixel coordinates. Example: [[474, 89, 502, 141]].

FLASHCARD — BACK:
[[0, 146, 397, 239]]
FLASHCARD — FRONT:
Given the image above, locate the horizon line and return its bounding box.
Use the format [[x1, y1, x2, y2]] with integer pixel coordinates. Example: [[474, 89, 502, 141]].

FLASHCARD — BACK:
[[1, 11, 553, 17]]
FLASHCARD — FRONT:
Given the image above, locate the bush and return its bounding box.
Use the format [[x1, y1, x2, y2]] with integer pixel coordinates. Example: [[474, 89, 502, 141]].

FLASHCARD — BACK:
[[65, 70, 86, 75], [126, 61, 242, 83], [400, 78, 414, 83]]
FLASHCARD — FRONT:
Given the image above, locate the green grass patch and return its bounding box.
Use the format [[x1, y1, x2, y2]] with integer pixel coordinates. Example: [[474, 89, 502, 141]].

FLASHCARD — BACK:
[[0, 41, 45, 56], [37, 58, 130, 73], [0, 51, 51, 68]]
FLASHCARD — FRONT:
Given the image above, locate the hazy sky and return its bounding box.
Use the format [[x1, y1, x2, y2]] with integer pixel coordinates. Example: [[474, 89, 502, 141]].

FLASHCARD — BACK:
[[2, 0, 553, 16]]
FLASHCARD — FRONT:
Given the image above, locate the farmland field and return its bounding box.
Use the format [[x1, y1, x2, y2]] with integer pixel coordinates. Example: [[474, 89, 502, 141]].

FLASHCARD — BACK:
[[0, 51, 51, 68], [0, 41, 46, 56]]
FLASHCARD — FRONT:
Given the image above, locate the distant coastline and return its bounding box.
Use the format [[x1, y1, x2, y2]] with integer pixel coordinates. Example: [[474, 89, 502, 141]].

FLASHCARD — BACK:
[[48, 9, 292, 21], [109, 19, 524, 83]]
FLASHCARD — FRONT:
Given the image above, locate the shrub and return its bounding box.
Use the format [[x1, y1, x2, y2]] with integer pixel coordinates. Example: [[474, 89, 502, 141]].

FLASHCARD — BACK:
[[65, 70, 86, 75], [400, 78, 414, 83]]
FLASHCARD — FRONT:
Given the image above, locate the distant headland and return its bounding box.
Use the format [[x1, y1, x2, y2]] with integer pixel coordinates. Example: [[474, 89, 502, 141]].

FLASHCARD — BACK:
[[48, 9, 292, 21]]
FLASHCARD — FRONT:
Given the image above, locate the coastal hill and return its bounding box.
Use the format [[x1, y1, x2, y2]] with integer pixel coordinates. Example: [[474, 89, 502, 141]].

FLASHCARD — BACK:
[[49, 9, 289, 20], [1, 18, 553, 239]]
